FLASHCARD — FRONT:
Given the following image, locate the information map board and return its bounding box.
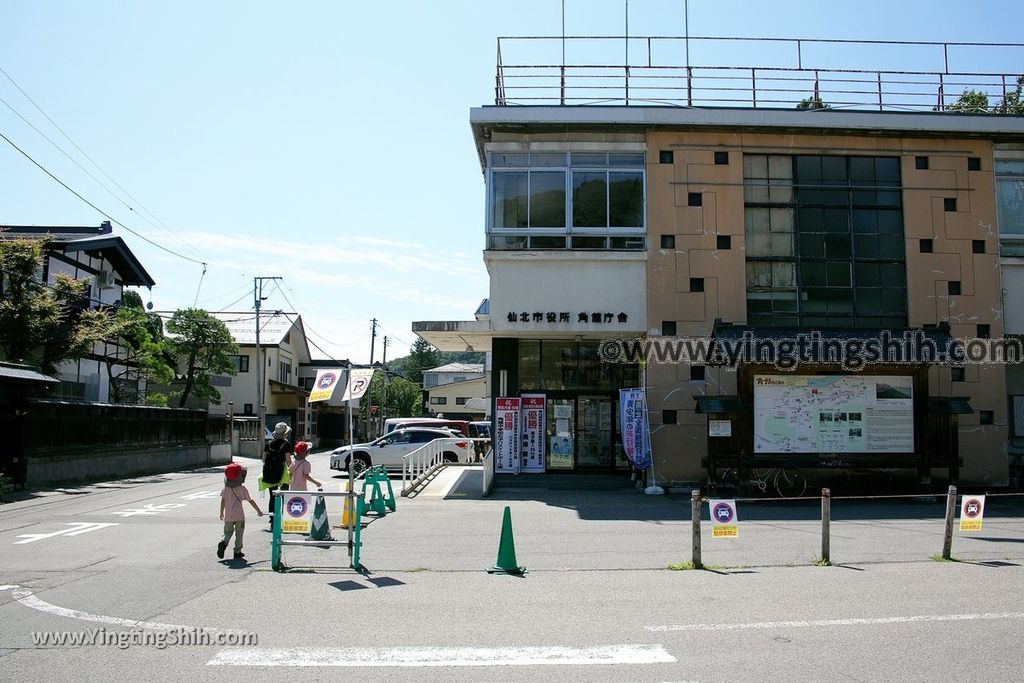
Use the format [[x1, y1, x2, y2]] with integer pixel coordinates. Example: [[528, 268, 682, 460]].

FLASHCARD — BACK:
[[753, 375, 914, 454]]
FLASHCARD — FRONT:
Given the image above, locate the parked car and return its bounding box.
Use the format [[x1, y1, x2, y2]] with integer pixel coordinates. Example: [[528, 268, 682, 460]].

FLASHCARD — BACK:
[[329, 427, 471, 475]]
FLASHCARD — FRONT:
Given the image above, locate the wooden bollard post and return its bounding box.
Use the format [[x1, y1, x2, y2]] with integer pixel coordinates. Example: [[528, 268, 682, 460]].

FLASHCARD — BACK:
[[942, 484, 957, 560], [691, 489, 703, 569], [820, 488, 831, 565]]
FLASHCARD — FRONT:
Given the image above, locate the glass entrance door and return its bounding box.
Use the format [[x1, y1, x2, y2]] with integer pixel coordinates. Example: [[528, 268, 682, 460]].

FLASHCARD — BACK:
[[577, 396, 613, 468], [547, 398, 574, 469]]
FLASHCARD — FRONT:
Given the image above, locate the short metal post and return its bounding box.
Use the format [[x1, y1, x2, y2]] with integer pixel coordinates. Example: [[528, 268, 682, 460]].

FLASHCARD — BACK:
[[820, 488, 831, 565], [271, 493, 283, 571], [691, 489, 703, 569], [942, 484, 957, 559]]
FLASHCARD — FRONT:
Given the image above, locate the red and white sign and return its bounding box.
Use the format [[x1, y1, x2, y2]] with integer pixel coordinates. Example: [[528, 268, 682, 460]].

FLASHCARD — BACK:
[[494, 397, 521, 474], [340, 368, 374, 402], [520, 395, 546, 473]]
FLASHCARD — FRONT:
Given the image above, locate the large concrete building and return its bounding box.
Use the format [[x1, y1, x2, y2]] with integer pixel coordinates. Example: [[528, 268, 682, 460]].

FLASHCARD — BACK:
[[415, 35, 1024, 488]]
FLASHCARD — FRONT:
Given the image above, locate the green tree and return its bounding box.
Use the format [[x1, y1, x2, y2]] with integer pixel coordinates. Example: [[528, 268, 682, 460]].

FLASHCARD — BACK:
[[949, 76, 1024, 114], [0, 236, 110, 375], [100, 292, 175, 404], [165, 308, 238, 407], [404, 338, 440, 386], [796, 95, 830, 110], [365, 372, 423, 419]]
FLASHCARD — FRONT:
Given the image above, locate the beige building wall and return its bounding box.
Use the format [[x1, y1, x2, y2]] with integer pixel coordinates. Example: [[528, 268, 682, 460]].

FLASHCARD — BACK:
[[645, 130, 1007, 485]]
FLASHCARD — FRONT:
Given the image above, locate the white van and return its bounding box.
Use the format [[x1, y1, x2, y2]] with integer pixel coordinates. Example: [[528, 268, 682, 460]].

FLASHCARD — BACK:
[[382, 417, 460, 434]]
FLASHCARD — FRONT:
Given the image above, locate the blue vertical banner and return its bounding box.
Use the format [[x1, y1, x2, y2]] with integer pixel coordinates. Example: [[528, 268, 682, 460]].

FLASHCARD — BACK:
[[619, 389, 652, 470]]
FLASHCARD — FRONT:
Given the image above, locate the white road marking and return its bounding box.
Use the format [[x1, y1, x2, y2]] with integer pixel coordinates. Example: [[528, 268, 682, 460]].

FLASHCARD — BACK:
[[181, 491, 220, 500], [11, 588, 243, 636], [207, 644, 676, 667], [0, 585, 19, 591], [111, 503, 186, 517], [13, 522, 120, 544], [646, 611, 1024, 632]]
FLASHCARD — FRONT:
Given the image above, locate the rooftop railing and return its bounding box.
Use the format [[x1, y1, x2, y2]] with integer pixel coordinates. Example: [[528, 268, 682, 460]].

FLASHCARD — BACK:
[[495, 36, 1024, 111]]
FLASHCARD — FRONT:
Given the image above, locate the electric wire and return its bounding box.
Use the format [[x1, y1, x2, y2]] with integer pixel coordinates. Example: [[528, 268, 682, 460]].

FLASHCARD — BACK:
[[0, 65, 207, 262], [0, 129, 207, 268]]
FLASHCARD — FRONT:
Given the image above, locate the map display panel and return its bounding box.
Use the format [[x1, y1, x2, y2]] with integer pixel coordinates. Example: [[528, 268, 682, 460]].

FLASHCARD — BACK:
[[753, 375, 914, 453]]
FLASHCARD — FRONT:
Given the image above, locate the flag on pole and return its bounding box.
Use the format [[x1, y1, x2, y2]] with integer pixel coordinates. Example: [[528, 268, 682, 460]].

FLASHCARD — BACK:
[[308, 369, 342, 403], [341, 368, 375, 401]]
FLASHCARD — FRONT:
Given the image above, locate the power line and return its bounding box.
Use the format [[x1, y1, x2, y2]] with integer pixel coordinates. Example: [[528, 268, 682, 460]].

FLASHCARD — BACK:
[[276, 281, 368, 349], [0, 128, 207, 268], [0, 65, 207, 262]]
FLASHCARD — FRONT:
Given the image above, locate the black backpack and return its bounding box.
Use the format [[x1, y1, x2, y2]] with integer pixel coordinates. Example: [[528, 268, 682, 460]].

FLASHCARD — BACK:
[[263, 439, 288, 484]]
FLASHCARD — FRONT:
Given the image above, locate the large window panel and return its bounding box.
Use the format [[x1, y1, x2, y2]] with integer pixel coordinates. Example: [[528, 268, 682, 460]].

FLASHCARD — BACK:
[[996, 160, 1024, 235], [529, 171, 566, 227], [608, 172, 644, 227], [572, 172, 607, 227], [492, 172, 527, 228]]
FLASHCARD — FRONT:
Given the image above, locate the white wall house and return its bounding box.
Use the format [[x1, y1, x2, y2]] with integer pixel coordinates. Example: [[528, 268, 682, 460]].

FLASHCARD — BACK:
[[1, 221, 156, 403]]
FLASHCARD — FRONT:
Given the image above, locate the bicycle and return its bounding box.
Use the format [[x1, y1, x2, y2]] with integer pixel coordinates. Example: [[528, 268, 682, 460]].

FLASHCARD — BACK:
[[719, 466, 808, 498]]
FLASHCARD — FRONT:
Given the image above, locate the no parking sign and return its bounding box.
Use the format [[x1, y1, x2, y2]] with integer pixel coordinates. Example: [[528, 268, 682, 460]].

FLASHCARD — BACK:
[[281, 493, 312, 534], [709, 499, 739, 538], [959, 495, 986, 532]]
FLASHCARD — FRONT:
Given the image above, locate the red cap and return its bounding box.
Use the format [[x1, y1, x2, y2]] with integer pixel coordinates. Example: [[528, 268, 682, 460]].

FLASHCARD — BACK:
[[225, 463, 244, 481], [294, 441, 310, 456]]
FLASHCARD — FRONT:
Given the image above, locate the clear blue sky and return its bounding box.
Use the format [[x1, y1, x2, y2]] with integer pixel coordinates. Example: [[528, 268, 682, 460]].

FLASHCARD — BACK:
[[2, 1, 1022, 363]]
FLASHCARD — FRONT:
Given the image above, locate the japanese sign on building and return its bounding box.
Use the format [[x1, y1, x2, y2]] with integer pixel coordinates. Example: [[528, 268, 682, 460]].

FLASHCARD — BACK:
[[494, 398, 522, 474], [505, 311, 629, 324], [520, 395, 546, 473]]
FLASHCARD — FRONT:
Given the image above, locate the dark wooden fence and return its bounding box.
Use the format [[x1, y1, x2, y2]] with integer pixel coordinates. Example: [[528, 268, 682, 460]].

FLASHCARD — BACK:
[[22, 399, 216, 455]]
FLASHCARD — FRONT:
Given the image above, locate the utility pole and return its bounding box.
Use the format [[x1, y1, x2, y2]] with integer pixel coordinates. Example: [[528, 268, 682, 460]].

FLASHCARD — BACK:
[[382, 336, 389, 421], [365, 318, 378, 440], [254, 276, 281, 437]]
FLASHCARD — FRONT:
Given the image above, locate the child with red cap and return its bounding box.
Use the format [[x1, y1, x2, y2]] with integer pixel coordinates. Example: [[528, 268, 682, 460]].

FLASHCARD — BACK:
[[288, 441, 322, 492], [218, 463, 263, 560]]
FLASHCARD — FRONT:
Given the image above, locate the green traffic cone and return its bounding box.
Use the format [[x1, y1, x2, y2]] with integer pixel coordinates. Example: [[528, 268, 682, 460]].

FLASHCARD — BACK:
[[308, 491, 333, 542], [487, 505, 526, 575]]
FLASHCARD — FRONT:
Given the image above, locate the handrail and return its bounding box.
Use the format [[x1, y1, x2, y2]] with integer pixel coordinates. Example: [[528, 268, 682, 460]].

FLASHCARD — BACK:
[[493, 35, 1024, 111], [481, 446, 495, 497], [400, 437, 491, 496]]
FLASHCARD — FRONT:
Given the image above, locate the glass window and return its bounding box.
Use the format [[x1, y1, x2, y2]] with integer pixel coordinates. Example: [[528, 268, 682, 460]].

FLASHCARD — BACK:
[[492, 172, 527, 228], [608, 172, 644, 227], [542, 341, 576, 391], [529, 171, 566, 227], [572, 172, 607, 227], [996, 160, 1024, 235], [519, 341, 541, 390]]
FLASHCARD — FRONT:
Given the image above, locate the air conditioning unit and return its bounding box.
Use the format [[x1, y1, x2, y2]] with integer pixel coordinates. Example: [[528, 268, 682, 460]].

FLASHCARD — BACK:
[[97, 270, 117, 288]]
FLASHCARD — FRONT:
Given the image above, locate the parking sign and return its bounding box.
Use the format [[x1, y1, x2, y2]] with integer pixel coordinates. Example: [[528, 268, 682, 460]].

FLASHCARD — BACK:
[[959, 495, 986, 532], [709, 499, 739, 538]]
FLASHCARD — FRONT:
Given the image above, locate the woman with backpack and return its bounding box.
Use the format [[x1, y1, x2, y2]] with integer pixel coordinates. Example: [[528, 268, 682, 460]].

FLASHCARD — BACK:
[[260, 422, 294, 525]]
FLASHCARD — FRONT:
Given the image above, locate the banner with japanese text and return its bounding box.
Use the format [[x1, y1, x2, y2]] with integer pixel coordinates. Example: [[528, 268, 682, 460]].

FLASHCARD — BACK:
[[494, 397, 521, 474], [619, 389, 652, 470], [520, 394, 546, 473]]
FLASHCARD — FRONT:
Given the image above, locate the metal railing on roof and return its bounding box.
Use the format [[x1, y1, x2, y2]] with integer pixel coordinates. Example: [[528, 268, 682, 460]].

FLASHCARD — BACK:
[[494, 35, 1024, 111]]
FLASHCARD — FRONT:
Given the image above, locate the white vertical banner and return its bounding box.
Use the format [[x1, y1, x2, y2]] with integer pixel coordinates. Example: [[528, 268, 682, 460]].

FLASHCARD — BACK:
[[619, 388, 652, 470], [494, 397, 522, 474], [520, 394, 546, 473]]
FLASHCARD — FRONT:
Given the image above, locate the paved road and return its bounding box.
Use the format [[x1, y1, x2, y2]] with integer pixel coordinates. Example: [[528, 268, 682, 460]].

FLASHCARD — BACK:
[[1, 453, 1023, 681]]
